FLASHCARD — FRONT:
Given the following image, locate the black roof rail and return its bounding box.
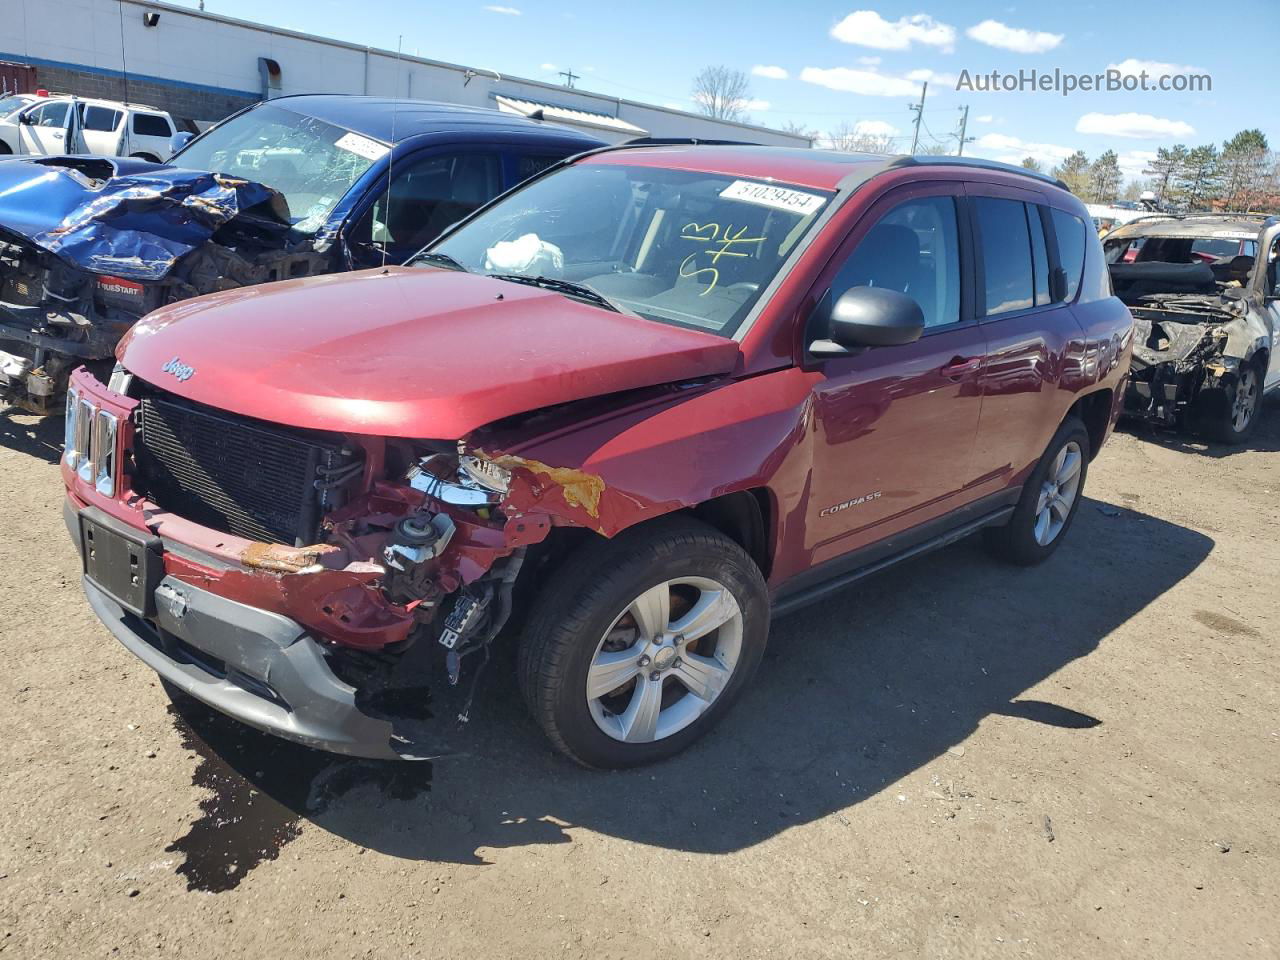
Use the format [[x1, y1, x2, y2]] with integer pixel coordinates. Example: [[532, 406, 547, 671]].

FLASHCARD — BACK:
[[890, 154, 1069, 191], [622, 136, 760, 147]]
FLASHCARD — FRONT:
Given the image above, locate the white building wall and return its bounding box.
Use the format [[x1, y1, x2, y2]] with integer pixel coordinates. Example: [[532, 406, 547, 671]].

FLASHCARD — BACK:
[[0, 0, 809, 146]]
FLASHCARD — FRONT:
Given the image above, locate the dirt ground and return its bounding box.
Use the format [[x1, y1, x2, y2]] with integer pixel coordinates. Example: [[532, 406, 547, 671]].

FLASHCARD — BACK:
[[0, 400, 1276, 960]]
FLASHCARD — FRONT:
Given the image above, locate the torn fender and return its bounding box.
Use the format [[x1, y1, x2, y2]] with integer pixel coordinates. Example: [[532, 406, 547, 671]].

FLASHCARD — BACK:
[[0, 155, 289, 281]]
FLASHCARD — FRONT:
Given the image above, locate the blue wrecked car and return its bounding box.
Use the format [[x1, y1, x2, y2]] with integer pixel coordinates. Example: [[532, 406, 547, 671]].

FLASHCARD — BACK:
[[0, 94, 603, 412]]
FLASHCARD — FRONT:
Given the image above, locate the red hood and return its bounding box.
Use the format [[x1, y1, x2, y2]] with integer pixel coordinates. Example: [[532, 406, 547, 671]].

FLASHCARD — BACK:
[[118, 267, 741, 438]]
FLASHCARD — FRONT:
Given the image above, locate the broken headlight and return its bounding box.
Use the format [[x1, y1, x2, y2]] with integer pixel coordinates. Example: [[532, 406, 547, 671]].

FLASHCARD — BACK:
[[458, 453, 511, 495], [408, 452, 505, 507]]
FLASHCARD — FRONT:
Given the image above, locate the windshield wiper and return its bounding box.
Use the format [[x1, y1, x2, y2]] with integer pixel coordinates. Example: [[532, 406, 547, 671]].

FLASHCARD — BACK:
[[487, 274, 627, 314], [410, 251, 469, 272]]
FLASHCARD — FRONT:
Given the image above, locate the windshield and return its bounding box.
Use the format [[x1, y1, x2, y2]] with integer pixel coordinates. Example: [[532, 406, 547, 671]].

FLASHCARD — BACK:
[[170, 103, 385, 232], [0, 95, 33, 121], [427, 163, 832, 336]]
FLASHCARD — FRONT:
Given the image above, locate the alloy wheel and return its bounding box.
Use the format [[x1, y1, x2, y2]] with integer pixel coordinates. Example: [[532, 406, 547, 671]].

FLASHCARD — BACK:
[[1231, 366, 1259, 433], [1033, 440, 1083, 546], [586, 577, 743, 743]]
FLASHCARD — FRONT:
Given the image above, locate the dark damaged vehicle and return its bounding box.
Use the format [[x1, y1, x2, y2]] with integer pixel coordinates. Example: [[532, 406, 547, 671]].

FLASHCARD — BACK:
[[63, 146, 1132, 767], [1105, 214, 1280, 442], [0, 95, 602, 412]]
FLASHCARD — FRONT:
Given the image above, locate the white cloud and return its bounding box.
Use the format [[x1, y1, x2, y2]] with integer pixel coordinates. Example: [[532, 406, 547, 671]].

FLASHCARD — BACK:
[[857, 55, 882, 66], [800, 66, 922, 97], [853, 119, 900, 137], [1107, 58, 1205, 77], [831, 11, 956, 52], [751, 65, 788, 80], [966, 19, 1062, 53], [906, 67, 957, 85], [1075, 111, 1194, 139], [974, 132, 1076, 168], [1117, 150, 1158, 178], [483, 4, 521, 13], [539, 63, 557, 72]]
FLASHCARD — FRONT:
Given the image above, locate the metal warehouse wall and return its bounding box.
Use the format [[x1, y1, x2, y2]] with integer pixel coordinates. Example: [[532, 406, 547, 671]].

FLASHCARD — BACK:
[[0, 0, 809, 145]]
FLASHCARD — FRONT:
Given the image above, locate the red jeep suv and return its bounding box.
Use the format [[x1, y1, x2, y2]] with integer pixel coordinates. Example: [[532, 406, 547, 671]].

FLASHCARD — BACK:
[[62, 145, 1132, 768]]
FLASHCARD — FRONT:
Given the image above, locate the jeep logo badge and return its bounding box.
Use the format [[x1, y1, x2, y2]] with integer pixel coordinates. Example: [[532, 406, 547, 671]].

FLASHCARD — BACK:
[[161, 356, 195, 382]]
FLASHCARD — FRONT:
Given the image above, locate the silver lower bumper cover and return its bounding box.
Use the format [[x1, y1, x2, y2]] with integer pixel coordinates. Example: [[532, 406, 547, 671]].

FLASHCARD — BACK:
[[82, 576, 408, 759]]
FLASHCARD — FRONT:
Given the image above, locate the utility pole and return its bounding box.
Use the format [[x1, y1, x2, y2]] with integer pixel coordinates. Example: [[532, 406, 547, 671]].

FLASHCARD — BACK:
[[955, 104, 974, 156], [559, 68, 579, 89], [908, 82, 928, 154]]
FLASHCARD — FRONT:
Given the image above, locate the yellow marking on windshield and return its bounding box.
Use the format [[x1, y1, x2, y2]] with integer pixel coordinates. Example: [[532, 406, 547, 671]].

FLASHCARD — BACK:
[[679, 222, 767, 295]]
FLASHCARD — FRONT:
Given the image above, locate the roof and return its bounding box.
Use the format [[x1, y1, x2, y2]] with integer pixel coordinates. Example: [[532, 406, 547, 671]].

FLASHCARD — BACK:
[[265, 94, 607, 147], [582, 144, 1072, 193], [1107, 213, 1278, 240], [494, 95, 648, 137]]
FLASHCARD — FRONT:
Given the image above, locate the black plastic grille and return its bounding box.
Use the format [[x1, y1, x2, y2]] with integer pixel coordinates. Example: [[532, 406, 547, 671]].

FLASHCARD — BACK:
[[135, 395, 348, 545]]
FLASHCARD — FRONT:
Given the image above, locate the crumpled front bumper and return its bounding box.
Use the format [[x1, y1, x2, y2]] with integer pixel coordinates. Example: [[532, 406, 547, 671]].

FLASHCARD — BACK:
[[67, 499, 422, 760]]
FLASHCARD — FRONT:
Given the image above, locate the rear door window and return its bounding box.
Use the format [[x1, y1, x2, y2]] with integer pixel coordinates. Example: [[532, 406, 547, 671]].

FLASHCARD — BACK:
[[1049, 208, 1087, 301], [80, 105, 122, 132], [132, 113, 172, 137], [832, 195, 961, 330], [973, 196, 1034, 316]]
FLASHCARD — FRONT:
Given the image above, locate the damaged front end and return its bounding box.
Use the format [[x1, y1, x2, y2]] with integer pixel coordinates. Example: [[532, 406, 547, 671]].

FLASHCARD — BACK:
[[1123, 295, 1249, 426], [63, 368, 580, 759], [0, 157, 329, 413]]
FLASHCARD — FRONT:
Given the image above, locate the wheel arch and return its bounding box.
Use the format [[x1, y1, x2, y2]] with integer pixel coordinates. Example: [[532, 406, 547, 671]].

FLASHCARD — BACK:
[[1067, 387, 1113, 460]]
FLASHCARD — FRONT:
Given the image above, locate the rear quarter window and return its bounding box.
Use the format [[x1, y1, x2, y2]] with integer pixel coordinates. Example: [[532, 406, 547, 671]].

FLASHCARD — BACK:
[[1049, 208, 1087, 301], [132, 113, 172, 138]]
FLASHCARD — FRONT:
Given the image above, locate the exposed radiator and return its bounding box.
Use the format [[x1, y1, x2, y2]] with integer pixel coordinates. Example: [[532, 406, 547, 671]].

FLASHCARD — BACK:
[[135, 394, 355, 545]]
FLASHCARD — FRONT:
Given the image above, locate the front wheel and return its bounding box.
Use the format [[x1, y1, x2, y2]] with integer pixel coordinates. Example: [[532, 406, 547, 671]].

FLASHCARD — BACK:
[[517, 517, 769, 768], [1199, 361, 1263, 444], [984, 416, 1091, 566]]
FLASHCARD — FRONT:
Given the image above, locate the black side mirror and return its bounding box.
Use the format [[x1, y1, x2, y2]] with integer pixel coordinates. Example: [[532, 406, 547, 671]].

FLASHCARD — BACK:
[[810, 286, 925, 356], [167, 131, 195, 160]]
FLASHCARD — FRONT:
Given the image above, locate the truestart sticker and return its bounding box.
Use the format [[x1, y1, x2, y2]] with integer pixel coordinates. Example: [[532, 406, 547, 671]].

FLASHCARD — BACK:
[[334, 131, 390, 162], [719, 179, 825, 216]]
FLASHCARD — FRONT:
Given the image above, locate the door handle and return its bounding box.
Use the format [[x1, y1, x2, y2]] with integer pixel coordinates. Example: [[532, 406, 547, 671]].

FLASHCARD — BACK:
[[941, 356, 981, 379], [52, 132, 63, 139]]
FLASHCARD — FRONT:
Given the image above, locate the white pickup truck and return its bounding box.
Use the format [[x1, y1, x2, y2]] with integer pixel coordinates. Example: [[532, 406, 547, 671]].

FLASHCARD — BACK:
[[0, 93, 178, 161]]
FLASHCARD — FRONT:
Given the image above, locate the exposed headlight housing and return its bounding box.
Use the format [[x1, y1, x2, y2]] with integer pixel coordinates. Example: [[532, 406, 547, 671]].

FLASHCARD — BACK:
[[458, 453, 511, 495]]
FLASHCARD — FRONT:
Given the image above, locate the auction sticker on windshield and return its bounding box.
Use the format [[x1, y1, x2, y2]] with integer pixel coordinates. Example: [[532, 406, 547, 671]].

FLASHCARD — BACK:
[[334, 131, 389, 162], [719, 180, 826, 216]]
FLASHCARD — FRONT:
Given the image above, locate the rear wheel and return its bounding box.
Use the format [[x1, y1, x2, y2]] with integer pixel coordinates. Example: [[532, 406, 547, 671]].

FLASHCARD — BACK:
[[1199, 360, 1263, 444], [518, 517, 768, 768], [984, 417, 1090, 566], [0, 141, 11, 155]]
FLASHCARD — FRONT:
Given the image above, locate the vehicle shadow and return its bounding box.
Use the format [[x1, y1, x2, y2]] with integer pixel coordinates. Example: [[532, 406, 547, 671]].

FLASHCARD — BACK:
[[1118, 391, 1280, 458], [0, 406, 63, 464], [168, 495, 1213, 873]]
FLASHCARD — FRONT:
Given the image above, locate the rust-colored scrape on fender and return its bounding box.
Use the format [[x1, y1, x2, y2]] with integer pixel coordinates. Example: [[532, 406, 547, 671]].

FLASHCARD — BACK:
[[486, 454, 607, 518], [241, 541, 341, 574]]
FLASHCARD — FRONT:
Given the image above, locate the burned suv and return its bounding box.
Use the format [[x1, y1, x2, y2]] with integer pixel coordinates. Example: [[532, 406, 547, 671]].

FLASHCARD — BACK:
[[1105, 214, 1280, 442], [63, 146, 1131, 767], [0, 95, 601, 413]]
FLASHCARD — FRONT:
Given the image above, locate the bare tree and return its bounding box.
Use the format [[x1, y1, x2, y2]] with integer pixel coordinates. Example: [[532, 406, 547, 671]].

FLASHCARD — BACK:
[[692, 66, 751, 122], [779, 119, 818, 140], [823, 121, 894, 154]]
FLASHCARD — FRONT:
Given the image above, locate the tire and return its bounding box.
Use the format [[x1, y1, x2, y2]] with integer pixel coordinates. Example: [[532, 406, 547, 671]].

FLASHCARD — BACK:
[[0, 141, 11, 156], [984, 416, 1091, 566], [518, 516, 769, 769], [1198, 359, 1263, 445]]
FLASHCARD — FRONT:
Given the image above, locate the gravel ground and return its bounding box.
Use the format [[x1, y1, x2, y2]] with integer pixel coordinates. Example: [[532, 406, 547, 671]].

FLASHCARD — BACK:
[[0, 400, 1276, 959]]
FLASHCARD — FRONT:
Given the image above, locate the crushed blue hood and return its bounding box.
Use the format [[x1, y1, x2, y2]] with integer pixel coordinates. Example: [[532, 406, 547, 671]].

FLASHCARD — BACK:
[[0, 156, 288, 281]]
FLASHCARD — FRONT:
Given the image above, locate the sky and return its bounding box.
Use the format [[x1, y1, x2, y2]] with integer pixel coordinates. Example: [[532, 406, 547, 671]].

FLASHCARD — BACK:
[[169, 0, 1278, 182]]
